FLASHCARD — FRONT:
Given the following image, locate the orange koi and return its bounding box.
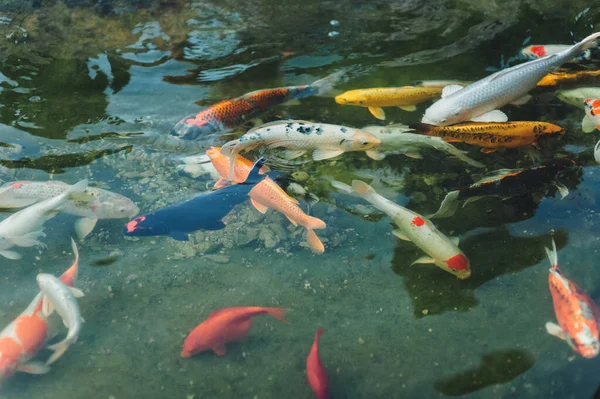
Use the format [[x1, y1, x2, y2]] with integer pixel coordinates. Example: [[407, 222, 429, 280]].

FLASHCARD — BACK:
[[306, 328, 329, 399], [181, 306, 287, 358], [545, 238, 600, 358], [537, 69, 600, 88], [206, 147, 326, 253], [410, 121, 564, 153]]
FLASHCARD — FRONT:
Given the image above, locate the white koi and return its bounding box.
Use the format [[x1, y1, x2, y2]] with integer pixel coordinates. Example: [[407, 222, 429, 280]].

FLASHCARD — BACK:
[[0, 181, 139, 239], [422, 32, 600, 126], [0, 180, 90, 260], [220, 120, 381, 181], [36, 273, 84, 365]]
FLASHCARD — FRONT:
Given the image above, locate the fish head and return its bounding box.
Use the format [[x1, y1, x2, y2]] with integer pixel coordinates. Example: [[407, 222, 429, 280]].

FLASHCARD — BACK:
[[35, 273, 55, 290], [584, 98, 600, 120], [170, 114, 218, 140], [104, 196, 140, 219], [334, 90, 364, 105], [346, 131, 381, 151], [421, 101, 460, 126], [181, 331, 210, 358], [83, 189, 140, 219], [442, 253, 471, 279], [122, 215, 164, 237]]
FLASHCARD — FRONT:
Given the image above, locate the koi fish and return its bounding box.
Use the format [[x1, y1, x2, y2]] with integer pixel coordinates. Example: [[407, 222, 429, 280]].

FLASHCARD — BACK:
[[410, 80, 473, 89], [430, 159, 578, 219], [422, 32, 600, 126], [595, 140, 600, 164], [220, 120, 381, 181], [36, 272, 85, 365], [306, 328, 329, 399], [123, 158, 267, 241], [0, 240, 80, 382], [180, 306, 287, 358], [361, 125, 485, 167], [334, 86, 442, 120], [582, 98, 600, 133], [410, 121, 564, 153], [537, 69, 600, 88], [171, 71, 346, 140], [544, 238, 600, 358], [556, 87, 600, 109], [0, 181, 139, 239], [332, 180, 470, 279], [206, 147, 326, 253], [0, 180, 90, 260], [521, 44, 592, 62]]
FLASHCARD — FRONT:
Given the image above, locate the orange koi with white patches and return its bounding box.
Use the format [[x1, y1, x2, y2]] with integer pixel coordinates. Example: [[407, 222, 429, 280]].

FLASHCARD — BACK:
[[544, 238, 600, 358], [0, 240, 80, 382], [206, 147, 326, 253]]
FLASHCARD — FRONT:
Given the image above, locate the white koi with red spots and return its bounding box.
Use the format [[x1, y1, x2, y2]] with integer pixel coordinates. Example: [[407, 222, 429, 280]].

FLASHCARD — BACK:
[[582, 98, 600, 133], [332, 180, 470, 279], [521, 44, 592, 62], [0, 180, 139, 239]]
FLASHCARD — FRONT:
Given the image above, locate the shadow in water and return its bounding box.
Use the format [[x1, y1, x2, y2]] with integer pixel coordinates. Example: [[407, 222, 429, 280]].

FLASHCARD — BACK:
[[434, 349, 535, 396], [391, 227, 568, 318]]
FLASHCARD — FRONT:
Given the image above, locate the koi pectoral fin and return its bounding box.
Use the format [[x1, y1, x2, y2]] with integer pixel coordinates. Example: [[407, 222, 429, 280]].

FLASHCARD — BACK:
[[366, 150, 386, 160], [545, 322, 566, 340], [392, 229, 411, 241], [17, 361, 50, 375], [74, 217, 98, 240], [555, 183, 569, 199], [312, 149, 344, 161], [582, 115, 597, 133], [213, 343, 227, 356], [411, 255, 436, 265], [368, 106, 386, 120], [470, 110, 508, 123], [398, 105, 417, 112], [250, 199, 269, 214]]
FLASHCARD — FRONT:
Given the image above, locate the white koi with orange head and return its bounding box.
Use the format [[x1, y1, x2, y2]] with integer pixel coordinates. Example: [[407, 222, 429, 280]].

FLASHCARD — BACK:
[[206, 147, 326, 253], [544, 238, 600, 358], [333, 180, 470, 279], [219, 120, 381, 181], [582, 98, 600, 133]]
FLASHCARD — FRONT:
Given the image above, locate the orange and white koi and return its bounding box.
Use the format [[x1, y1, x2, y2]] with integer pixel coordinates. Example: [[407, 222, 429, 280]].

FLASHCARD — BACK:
[[332, 180, 470, 279], [206, 147, 326, 253], [582, 98, 600, 133], [0, 240, 80, 382], [545, 238, 600, 358], [220, 120, 381, 181], [334, 86, 442, 120]]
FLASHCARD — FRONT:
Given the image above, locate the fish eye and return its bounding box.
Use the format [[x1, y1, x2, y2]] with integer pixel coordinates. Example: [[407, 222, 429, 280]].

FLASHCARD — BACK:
[[441, 119, 447, 123], [361, 141, 369, 145]]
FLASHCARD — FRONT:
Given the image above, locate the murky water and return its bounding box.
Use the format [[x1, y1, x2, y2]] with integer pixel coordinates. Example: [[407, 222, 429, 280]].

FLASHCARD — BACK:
[[1, 1, 600, 398]]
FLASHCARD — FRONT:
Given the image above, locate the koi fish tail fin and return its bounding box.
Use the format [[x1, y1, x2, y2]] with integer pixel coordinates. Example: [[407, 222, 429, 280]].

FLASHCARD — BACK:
[[351, 180, 376, 196], [244, 158, 267, 184], [428, 190, 460, 219], [304, 215, 326, 230], [578, 32, 600, 52], [46, 339, 71, 365], [61, 237, 80, 283], [544, 237, 559, 269], [315, 328, 325, 341], [311, 70, 348, 97], [264, 307, 288, 324], [306, 229, 325, 254]]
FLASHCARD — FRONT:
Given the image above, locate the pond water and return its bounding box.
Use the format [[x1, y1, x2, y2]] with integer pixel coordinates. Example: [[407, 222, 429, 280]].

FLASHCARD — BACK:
[[0, 1, 600, 398]]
